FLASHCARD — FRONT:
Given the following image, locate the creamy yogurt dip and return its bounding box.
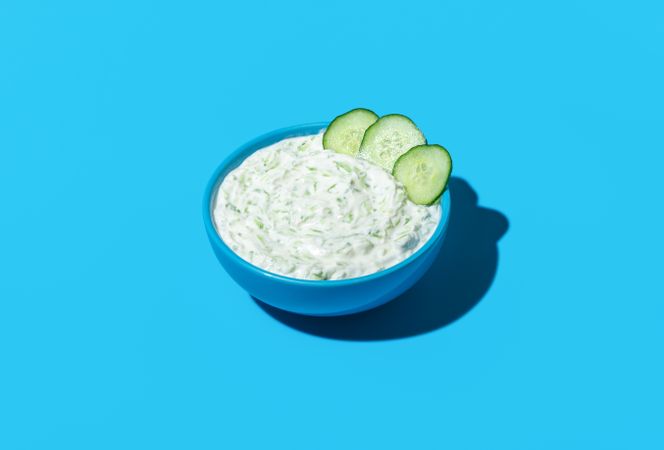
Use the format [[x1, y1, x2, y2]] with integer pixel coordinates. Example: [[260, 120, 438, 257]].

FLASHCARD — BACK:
[[213, 131, 441, 280]]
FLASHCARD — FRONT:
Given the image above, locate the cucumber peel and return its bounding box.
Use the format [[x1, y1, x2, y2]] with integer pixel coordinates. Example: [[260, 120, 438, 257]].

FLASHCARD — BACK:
[[358, 114, 426, 171], [323, 108, 379, 156], [392, 144, 452, 205]]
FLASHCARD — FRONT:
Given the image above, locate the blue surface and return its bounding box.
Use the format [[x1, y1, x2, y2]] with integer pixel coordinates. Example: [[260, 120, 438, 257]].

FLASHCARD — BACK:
[[203, 123, 452, 316], [1, 1, 662, 449]]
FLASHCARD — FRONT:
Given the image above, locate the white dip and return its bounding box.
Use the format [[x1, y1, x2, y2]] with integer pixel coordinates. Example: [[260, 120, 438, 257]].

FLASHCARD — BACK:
[[213, 132, 441, 280]]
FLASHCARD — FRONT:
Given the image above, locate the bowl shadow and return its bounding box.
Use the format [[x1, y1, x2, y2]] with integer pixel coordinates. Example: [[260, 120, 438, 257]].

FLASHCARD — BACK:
[[253, 177, 509, 341]]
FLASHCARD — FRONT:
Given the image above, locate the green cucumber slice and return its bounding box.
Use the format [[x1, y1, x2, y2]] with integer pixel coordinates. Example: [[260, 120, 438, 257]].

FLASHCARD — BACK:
[[323, 108, 379, 156], [392, 144, 452, 205], [357, 114, 426, 171]]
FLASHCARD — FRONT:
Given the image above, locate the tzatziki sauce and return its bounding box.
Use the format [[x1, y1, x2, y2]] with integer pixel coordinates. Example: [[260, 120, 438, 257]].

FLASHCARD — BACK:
[[213, 132, 441, 280]]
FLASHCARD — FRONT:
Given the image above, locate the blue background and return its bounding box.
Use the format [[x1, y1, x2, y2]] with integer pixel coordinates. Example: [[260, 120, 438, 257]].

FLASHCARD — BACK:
[[1, 1, 663, 449]]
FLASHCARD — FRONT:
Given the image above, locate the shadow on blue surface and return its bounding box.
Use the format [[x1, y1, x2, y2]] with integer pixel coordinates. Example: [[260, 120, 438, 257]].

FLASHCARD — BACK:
[[254, 177, 509, 341]]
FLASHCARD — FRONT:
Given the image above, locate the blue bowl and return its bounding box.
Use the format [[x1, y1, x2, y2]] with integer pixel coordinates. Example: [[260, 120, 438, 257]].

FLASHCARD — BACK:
[[203, 123, 452, 316]]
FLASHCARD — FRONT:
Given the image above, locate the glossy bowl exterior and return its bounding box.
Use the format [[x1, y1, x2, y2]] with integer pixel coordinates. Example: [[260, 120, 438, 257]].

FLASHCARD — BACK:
[[203, 123, 451, 316]]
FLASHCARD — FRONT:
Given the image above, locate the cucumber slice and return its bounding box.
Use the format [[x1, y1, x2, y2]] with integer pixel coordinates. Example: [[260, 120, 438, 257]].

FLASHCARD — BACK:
[[358, 114, 426, 171], [323, 108, 379, 156], [392, 144, 452, 205]]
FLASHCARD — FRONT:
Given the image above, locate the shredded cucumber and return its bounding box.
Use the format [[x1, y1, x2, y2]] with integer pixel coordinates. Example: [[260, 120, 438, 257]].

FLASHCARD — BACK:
[[392, 144, 452, 205]]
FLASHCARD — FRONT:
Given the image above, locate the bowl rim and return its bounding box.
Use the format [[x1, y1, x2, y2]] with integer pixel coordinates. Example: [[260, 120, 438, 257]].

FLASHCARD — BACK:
[[202, 122, 452, 287]]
